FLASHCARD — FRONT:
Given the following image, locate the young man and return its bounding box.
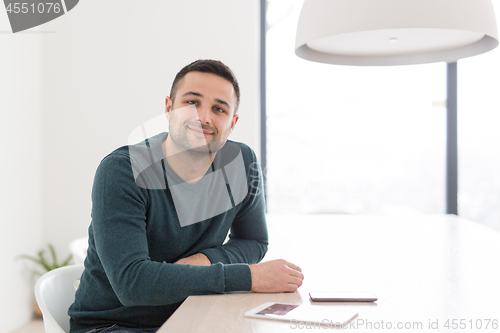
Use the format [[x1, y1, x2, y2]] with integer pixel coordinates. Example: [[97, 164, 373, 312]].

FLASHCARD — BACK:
[[69, 60, 304, 333]]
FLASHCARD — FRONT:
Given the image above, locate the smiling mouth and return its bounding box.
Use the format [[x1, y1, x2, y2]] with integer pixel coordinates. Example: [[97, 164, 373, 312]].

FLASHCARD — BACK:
[[188, 126, 214, 137]]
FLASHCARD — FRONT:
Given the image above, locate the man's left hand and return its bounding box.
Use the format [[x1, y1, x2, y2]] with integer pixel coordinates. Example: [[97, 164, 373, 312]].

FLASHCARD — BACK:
[[175, 253, 211, 266]]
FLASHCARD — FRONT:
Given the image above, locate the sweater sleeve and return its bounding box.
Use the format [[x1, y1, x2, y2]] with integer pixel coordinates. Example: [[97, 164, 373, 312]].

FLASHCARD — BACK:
[[200, 147, 269, 265], [91, 152, 251, 307]]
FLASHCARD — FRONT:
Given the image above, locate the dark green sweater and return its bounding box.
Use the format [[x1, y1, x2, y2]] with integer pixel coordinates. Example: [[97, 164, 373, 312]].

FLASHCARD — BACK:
[[69, 133, 268, 333]]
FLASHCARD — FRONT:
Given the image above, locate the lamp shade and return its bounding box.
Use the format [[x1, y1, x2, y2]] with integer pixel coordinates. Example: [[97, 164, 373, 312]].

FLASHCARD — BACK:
[[295, 0, 499, 66]]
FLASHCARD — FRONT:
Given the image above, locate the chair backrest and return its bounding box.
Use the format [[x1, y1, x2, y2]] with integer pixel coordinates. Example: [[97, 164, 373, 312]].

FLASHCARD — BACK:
[[35, 264, 84, 333], [68, 237, 89, 265]]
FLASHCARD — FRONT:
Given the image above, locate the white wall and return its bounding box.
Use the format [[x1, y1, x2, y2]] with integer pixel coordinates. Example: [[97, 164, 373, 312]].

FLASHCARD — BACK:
[[1, 1, 260, 331], [0, 17, 43, 333], [40, 0, 260, 260]]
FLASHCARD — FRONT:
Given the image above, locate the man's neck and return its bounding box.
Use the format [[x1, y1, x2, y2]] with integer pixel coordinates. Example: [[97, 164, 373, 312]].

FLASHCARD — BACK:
[[162, 136, 216, 185]]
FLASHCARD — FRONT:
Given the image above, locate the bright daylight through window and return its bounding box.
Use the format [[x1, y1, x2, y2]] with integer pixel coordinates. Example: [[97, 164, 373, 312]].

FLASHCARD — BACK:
[[265, 0, 500, 232]]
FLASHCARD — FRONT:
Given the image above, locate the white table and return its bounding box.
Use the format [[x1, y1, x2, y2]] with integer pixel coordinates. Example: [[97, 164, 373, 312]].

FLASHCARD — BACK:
[[159, 214, 500, 332]]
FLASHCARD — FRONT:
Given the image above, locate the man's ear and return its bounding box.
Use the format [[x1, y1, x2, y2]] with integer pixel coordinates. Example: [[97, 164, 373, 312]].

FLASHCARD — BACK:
[[229, 114, 239, 134], [165, 96, 173, 121]]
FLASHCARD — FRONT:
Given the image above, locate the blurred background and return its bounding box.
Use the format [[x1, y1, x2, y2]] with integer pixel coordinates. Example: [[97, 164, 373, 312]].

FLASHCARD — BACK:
[[0, 1, 261, 331], [266, 0, 500, 231], [1, 0, 500, 332]]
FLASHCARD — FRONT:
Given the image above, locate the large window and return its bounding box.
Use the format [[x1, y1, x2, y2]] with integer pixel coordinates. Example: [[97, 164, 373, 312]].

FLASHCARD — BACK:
[[266, 0, 447, 216], [458, 1, 500, 231], [265, 0, 500, 232]]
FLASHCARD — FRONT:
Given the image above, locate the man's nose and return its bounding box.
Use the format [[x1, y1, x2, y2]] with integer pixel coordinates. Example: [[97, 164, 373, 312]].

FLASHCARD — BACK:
[[196, 105, 211, 124]]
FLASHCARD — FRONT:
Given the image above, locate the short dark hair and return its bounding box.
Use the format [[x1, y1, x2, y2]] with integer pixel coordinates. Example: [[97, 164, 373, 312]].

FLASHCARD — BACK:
[[170, 59, 241, 114]]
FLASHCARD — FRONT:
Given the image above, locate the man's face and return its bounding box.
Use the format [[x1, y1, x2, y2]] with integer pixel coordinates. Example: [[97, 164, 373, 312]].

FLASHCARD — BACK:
[[165, 71, 239, 155]]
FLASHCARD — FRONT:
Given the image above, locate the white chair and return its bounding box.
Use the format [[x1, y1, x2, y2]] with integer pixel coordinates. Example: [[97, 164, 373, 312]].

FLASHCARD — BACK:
[[69, 237, 89, 265], [35, 264, 84, 333]]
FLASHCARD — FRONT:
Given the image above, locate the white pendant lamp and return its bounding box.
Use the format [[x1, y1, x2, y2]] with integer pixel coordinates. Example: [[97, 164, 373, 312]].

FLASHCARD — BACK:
[[295, 0, 499, 66]]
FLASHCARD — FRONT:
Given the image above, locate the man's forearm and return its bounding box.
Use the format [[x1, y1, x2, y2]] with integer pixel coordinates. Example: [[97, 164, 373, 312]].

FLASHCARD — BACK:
[[200, 238, 268, 265], [175, 253, 211, 266]]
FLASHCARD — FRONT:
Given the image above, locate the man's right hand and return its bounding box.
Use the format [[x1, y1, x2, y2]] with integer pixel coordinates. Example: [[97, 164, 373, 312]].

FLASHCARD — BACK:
[[249, 259, 304, 293]]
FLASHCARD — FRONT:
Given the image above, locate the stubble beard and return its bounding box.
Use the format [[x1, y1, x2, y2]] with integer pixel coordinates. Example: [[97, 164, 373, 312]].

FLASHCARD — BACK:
[[169, 121, 231, 158]]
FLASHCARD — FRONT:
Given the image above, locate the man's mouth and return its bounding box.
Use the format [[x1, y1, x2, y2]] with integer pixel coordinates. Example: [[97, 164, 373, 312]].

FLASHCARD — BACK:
[[188, 126, 214, 137]]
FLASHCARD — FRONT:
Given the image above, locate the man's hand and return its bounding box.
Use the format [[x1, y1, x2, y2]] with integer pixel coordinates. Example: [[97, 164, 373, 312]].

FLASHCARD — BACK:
[[175, 253, 211, 266], [249, 259, 304, 293]]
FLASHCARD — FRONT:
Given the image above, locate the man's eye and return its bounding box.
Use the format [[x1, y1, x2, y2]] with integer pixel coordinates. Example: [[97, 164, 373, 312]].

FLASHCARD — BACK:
[[214, 107, 226, 113], [187, 100, 197, 105]]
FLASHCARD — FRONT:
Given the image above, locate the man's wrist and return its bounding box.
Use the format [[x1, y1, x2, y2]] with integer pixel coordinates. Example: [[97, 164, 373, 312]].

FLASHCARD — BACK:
[[224, 263, 252, 292]]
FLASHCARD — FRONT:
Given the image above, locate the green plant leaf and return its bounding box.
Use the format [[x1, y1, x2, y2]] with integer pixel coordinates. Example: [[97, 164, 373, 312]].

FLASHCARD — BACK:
[[36, 250, 51, 271], [61, 254, 73, 267], [18, 244, 74, 274], [32, 270, 44, 277], [48, 244, 58, 269], [16, 254, 44, 266]]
